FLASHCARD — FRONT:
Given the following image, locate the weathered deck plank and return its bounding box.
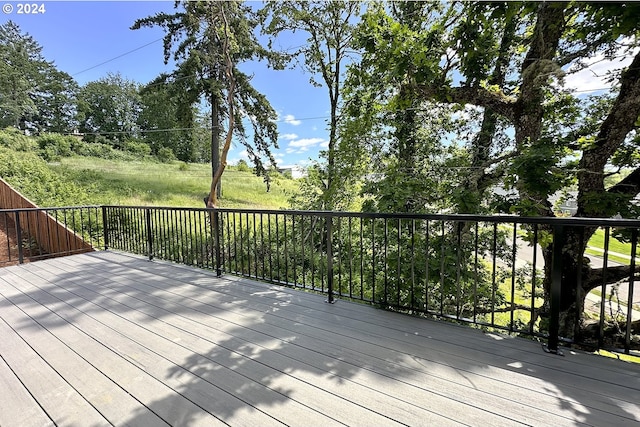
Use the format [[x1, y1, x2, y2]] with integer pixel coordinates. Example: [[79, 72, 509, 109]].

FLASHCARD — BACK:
[[0, 329, 55, 427], [0, 300, 110, 427], [0, 251, 639, 427]]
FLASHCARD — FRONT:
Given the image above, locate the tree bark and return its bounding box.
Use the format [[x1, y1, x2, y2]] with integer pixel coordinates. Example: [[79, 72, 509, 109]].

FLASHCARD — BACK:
[[513, 1, 567, 218], [207, 4, 235, 208], [211, 93, 221, 201], [577, 51, 640, 218]]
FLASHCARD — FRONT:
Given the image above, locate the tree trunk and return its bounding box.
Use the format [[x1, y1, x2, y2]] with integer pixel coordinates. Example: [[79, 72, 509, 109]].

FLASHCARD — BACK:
[[513, 2, 567, 218], [207, 5, 235, 209], [211, 92, 221, 201], [325, 80, 339, 211]]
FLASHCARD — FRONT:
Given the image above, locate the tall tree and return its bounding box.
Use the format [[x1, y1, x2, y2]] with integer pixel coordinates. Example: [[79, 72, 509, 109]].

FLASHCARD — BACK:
[[34, 68, 79, 133], [132, 0, 280, 207], [0, 20, 66, 132], [138, 81, 193, 161], [347, 1, 640, 338], [76, 73, 141, 146], [260, 1, 361, 210]]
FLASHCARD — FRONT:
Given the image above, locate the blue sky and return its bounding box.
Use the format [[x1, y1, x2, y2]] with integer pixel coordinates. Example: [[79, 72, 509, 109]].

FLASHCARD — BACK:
[[2, 1, 330, 167]]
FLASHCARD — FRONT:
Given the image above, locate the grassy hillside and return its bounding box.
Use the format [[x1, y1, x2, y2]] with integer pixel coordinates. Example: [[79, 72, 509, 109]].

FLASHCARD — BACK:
[[51, 157, 299, 209], [0, 129, 299, 209]]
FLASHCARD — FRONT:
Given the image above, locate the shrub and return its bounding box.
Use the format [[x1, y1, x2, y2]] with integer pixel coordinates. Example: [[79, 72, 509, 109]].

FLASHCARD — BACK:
[[236, 159, 252, 173], [157, 147, 177, 163], [0, 146, 91, 206], [37, 133, 74, 160], [124, 140, 152, 157], [0, 127, 38, 152], [72, 142, 136, 160], [80, 143, 116, 159]]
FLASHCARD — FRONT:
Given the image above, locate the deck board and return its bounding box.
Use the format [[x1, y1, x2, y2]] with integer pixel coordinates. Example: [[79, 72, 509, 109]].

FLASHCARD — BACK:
[[0, 251, 639, 427]]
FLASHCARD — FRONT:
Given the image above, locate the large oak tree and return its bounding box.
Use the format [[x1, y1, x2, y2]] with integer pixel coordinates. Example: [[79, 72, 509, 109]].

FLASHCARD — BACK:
[[346, 1, 640, 339]]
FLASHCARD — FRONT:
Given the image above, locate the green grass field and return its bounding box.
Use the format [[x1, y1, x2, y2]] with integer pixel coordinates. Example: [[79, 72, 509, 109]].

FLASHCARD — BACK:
[[586, 229, 636, 265], [51, 157, 300, 209]]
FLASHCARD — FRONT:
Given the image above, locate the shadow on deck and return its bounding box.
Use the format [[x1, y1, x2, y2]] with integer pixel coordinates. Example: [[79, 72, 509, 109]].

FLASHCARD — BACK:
[[0, 251, 638, 426]]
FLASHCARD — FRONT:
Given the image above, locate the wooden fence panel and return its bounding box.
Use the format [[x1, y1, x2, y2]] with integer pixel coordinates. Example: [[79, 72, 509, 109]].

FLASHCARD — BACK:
[[0, 178, 93, 256]]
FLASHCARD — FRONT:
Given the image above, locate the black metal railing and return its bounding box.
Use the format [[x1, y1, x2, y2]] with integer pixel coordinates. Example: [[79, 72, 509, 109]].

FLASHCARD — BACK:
[[100, 205, 639, 355], [0, 206, 102, 266], [3, 205, 638, 354]]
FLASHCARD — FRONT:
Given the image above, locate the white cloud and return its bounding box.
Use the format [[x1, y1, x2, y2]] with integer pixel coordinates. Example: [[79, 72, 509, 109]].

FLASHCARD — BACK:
[[565, 45, 639, 94], [289, 137, 325, 148], [284, 114, 302, 126], [320, 140, 329, 148], [280, 133, 298, 140]]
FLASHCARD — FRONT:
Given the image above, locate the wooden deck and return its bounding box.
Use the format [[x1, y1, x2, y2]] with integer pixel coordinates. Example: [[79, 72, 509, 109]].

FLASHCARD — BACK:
[[0, 252, 639, 427]]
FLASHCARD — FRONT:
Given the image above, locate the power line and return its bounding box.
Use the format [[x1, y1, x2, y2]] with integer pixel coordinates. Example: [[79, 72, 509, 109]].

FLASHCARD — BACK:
[[59, 114, 330, 137], [71, 38, 164, 77]]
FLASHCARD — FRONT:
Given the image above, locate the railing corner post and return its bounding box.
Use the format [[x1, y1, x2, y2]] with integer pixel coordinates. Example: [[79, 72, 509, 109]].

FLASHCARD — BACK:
[[212, 208, 222, 277], [101, 206, 109, 250], [145, 208, 153, 261], [545, 224, 564, 356], [15, 211, 23, 264], [326, 215, 335, 304]]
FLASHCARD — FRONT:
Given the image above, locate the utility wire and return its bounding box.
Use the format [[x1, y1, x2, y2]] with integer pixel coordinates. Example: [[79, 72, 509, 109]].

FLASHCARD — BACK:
[[71, 38, 164, 77], [58, 114, 330, 137]]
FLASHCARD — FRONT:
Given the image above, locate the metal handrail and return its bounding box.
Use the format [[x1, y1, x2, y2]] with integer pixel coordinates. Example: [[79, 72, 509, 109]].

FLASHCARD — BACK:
[[3, 204, 638, 355]]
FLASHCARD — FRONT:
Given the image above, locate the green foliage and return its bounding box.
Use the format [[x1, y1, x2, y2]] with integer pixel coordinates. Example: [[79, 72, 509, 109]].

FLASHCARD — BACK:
[[73, 141, 110, 158], [124, 139, 152, 157], [138, 81, 200, 162], [236, 159, 251, 173], [132, 0, 280, 183], [77, 73, 141, 145], [0, 127, 38, 151], [260, 1, 362, 209], [218, 213, 510, 322], [288, 163, 329, 210], [0, 146, 91, 206], [157, 147, 177, 163], [0, 22, 79, 133], [1, 22, 51, 131], [37, 133, 74, 160]]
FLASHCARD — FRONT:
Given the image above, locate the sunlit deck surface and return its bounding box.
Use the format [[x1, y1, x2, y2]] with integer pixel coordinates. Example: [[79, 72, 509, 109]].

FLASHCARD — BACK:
[[1, 252, 639, 427]]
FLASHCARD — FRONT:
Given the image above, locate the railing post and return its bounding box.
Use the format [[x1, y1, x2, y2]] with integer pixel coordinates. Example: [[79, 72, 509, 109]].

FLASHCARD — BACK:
[[212, 208, 222, 277], [545, 224, 565, 355], [15, 211, 24, 264], [102, 206, 109, 250], [326, 215, 335, 304], [145, 208, 153, 260]]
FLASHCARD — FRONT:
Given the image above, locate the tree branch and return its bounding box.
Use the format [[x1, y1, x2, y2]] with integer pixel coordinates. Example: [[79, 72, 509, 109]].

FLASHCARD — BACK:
[[607, 165, 640, 196], [585, 264, 640, 293], [414, 84, 517, 123], [578, 50, 640, 215]]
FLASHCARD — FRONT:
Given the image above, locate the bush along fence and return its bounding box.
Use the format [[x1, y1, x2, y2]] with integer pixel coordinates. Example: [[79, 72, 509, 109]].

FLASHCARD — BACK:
[[96, 206, 640, 356], [1, 205, 637, 354]]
